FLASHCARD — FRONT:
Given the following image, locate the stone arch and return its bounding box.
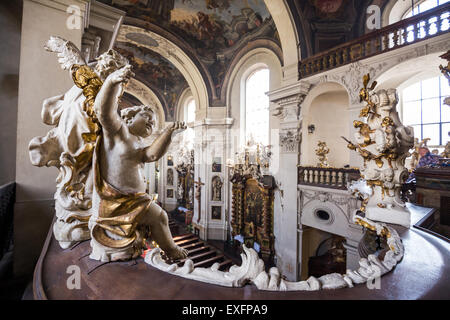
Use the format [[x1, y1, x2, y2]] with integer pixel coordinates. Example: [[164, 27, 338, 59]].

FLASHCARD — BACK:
[[117, 24, 210, 116], [125, 78, 166, 130], [263, 0, 300, 70]]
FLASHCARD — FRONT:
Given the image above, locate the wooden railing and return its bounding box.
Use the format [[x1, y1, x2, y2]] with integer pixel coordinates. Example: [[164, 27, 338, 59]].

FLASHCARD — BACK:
[[298, 166, 360, 190], [299, 3, 450, 79]]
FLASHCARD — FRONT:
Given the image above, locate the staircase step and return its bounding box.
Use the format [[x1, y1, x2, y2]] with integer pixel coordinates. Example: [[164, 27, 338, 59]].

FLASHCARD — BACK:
[[186, 245, 212, 255], [179, 250, 217, 265], [218, 259, 233, 271], [175, 237, 199, 246], [173, 233, 196, 241], [180, 241, 204, 250], [193, 254, 225, 268]]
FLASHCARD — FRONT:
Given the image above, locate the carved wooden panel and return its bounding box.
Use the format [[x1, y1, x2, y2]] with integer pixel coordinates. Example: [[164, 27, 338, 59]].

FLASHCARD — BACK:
[[231, 177, 274, 265]]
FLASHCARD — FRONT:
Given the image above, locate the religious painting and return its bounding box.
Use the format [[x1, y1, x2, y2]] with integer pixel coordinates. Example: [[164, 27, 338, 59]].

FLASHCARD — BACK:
[[167, 155, 174, 166], [211, 176, 223, 201], [212, 157, 222, 172], [211, 206, 221, 220], [167, 189, 174, 198], [307, 0, 351, 20], [167, 168, 174, 186]]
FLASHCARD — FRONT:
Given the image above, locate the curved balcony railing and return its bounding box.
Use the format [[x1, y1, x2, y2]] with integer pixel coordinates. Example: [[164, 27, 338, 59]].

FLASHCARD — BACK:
[[297, 166, 360, 190], [299, 3, 450, 79]]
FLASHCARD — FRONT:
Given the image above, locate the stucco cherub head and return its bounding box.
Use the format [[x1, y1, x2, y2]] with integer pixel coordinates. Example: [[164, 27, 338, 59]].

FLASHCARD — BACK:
[[381, 168, 394, 182], [121, 105, 155, 138], [94, 49, 129, 81]]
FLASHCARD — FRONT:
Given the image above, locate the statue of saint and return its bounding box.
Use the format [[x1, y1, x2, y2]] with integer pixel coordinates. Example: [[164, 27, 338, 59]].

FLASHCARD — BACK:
[[211, 176, 223, 201]]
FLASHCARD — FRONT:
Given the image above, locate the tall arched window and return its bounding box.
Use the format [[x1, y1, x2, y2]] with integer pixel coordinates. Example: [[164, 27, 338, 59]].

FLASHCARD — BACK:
[[184, 98, 195, 149], [402, 75, 450, 147], [245, 68, 270, 145], [186, 98, 195, 123], [404, 0, 449, 18]]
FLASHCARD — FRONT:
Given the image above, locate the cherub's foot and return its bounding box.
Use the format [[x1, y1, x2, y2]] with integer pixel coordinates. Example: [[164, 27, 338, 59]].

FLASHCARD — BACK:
[[165, 246, 188, 260]]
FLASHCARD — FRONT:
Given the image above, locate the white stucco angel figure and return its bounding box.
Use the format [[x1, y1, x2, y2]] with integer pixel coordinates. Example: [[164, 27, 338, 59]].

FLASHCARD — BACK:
[[29, 37, 189, 262], [346, 75, 414, 227], [28, 36, 121, 248]]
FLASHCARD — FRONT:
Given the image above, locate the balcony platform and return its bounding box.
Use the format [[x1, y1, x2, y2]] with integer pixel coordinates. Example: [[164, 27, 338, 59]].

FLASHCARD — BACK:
[[33, 204, 450, 300]]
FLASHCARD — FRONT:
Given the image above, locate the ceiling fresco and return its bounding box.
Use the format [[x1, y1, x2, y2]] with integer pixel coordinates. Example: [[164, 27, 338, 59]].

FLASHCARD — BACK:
[[114, 41, 189, 121], [98, 0, 280, 102]]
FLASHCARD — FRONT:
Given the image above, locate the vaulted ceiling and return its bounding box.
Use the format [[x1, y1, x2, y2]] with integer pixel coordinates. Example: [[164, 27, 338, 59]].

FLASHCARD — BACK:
[[99, 0, 392, 118]]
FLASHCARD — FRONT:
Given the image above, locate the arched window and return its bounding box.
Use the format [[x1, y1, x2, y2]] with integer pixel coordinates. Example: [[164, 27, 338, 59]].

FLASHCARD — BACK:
[[184, 97, 195, 149], [402, 75, 450, 147], [245, 68, 270, 145], [186, 98, 195, 123], [403, 0, 449, 19]]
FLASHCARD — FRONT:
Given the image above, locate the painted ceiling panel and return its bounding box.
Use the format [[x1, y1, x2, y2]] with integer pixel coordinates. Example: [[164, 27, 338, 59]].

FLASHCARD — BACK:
[[97, 0, 280, 103], [114, 41, 188, 121]]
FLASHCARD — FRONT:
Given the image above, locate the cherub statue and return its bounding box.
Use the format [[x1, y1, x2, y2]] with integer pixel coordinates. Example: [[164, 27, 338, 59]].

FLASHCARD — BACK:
[[315, 141, 330, 168], [88, 62, 188, 262], [29, 36, 188, 262]]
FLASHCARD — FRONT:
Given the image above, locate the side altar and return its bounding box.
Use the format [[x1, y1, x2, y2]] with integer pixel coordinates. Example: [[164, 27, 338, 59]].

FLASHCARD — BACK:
[[229, 144, 275, 266]]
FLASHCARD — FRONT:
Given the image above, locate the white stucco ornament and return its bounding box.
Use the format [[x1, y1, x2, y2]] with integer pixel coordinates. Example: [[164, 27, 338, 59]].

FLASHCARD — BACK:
[[145, 216, 403, 291], [345, 74, 414, 227]]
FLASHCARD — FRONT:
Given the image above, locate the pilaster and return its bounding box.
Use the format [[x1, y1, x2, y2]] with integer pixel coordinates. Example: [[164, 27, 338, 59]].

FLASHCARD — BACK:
[[267, 81, 310, 281]]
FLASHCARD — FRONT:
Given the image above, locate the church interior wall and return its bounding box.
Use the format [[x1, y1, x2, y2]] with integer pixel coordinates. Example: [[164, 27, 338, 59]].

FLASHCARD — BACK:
[[300, 85, 350, 168], [4, 0, 449, 298], [13, 0, 88, 278]]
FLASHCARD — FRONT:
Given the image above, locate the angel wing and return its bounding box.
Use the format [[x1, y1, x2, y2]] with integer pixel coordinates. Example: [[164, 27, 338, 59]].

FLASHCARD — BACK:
[[44, 36, 86, 71]]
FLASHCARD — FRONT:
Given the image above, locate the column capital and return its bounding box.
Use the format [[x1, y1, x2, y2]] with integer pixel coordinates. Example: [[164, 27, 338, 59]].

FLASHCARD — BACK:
[[268, 81, 311, 123]]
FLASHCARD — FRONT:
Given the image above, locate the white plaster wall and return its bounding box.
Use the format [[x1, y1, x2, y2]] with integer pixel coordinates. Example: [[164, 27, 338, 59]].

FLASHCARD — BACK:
[[301, 88, 350, 168], [15, 0, 88, 277]]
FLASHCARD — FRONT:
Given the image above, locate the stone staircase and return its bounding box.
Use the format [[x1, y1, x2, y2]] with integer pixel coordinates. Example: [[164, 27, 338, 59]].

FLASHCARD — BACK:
[[171, 233, 234, 271]]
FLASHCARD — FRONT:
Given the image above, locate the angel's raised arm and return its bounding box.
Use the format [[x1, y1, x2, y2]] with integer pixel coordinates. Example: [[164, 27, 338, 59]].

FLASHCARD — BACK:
[[94, 65, 134, 133], [143, 122, 186, 163]]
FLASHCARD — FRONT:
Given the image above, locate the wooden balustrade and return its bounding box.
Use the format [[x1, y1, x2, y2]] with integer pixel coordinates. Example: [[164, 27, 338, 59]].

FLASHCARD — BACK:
[[298, 166, 360, 190], [299, 3, 450, 79]]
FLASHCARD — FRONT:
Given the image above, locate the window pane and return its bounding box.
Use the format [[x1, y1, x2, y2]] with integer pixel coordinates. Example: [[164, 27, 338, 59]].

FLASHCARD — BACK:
[[403, 82, 421, 101], [412, 125, 422, 141], [441, 76, 450, 96], [187, 100, 195, 123], [246, 68, 269, 145], [422, 77, 440, 99], [422, 98, 441, 124], [403, 100, 422, 125], [442, 123, 450, 145], [422, 124, 440, 145], [420, 0, 438, 13], [442, 97, 450, 122]]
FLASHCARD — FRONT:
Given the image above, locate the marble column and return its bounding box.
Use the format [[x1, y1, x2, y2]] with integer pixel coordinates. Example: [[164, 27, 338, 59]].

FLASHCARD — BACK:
[[268, 81, 310, 281]]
